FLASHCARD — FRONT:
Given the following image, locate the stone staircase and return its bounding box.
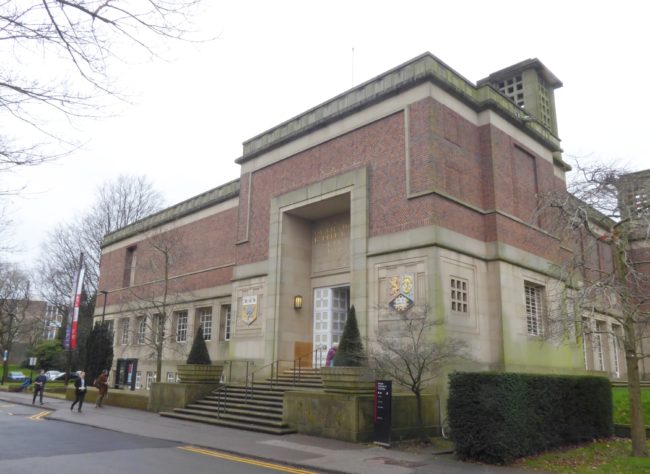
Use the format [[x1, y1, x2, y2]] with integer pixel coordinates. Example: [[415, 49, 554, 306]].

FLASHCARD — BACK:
[[159, 367, 323, 435]]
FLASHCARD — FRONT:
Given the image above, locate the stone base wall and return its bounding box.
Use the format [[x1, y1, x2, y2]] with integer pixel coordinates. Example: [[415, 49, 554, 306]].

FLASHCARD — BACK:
[[285, 391, 436, 442], [147, 382, 221, 412], [66, 387, 149, 410]]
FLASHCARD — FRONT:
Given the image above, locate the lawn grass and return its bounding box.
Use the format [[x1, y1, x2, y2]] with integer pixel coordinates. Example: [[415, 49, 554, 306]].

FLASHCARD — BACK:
[[612, 387, 650, 426], [516, 438, 650, 473]]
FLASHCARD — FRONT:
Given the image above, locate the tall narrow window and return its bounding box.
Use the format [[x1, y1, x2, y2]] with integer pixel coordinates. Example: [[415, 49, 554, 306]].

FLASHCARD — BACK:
[[145, 371, 155, 390], [582, 318, 591, 370], [105, 320, 114, 341], [450, 277, 469, 313], [120, 318, 130, 345], [611, 324, 621, 378], [153, 314, 165, 343], [175, 310, 188, 343], [594, 321, 605, 371], [197, 308, 213, 341], [137, 317, 146, 345], [219, 304, 232, 341], [123, 245, 137, 287], [525, 283, 543, 336]]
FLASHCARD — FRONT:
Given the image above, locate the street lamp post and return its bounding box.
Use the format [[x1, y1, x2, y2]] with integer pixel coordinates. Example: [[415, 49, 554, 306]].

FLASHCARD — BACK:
[[100, 290, 108, 325]]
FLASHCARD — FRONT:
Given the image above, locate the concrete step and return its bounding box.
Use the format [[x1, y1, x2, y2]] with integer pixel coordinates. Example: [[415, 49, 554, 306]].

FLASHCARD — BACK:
[[188, 403, 283, 418], [195, 399, 284, 413], [159, 368, 324, 436], [159, 411, 295, 435], [206, 389, 284, 403], [179, 405, 283, 422], [173, 407, 286, 427]]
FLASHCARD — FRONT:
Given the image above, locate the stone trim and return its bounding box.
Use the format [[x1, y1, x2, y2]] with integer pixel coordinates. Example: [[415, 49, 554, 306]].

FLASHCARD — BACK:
[[238, 52, 564, 165], [102, 179, 240, 248]]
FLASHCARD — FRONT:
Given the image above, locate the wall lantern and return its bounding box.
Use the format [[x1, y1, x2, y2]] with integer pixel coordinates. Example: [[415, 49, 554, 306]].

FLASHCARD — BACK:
[[293, 295, 303, 310]]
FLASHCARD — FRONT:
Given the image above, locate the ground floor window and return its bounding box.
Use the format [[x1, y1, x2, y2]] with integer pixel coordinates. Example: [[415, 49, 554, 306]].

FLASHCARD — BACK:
[[175, 310, 188, 343], [220, 304, 232, 341], [166, 372, 177, 383], [524, 283, 544, 336], [145, 371, 156, 390], [135, 371, 142, 390], [197, 307, 213, 341]]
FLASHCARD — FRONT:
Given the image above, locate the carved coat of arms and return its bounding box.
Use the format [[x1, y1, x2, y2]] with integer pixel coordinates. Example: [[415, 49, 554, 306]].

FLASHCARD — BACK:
[[388, 274, 415, 313], [241, 295, 258, 325]]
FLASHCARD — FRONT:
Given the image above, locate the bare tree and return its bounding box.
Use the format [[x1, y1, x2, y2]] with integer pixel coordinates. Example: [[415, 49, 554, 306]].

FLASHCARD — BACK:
[[538, 159, 650, 457], [121, 229, 189, 382], [0, 0, 203, 177], [368, 308, 469, 441], [0, 261, 32, 382], [38, 174, 164, 307]]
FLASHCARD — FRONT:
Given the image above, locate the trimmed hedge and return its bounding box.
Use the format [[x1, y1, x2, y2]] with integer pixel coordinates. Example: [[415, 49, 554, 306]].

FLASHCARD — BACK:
[[448, 372, 613, 464]]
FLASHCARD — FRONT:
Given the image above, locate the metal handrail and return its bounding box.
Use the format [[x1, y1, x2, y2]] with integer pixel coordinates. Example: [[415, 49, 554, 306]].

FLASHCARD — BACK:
[[212, 360, 254, 417], [212, 347, 326, 416]]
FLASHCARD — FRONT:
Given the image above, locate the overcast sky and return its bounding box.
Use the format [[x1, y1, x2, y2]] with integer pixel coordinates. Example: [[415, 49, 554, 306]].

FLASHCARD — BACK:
[[3, 0, 649, 269]]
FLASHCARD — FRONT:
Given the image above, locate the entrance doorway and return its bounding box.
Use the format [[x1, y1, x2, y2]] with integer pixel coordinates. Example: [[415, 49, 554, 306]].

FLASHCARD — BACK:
[[313, 286, 349, 367]]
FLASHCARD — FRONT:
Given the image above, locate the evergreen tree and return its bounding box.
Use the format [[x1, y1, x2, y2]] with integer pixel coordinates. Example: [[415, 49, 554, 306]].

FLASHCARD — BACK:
[[333, 305, 366, 367], [85, 322, 114, 383], [187, 326, 211, 365]]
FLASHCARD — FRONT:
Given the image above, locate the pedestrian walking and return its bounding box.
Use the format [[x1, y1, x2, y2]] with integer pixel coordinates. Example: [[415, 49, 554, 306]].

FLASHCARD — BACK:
[[94, 369, 109, 408], [32, 370, 47, 405], [70, 371, 87, 412]]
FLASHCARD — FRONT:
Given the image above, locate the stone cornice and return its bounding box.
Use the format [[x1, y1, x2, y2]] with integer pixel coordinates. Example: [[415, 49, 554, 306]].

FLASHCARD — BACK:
[[237, 52, 566, 168], [102, 179, 240, 248]]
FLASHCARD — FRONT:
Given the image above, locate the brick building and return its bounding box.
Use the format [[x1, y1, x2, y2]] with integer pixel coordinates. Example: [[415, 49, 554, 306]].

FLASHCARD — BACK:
[[96, 52, 635, 392]]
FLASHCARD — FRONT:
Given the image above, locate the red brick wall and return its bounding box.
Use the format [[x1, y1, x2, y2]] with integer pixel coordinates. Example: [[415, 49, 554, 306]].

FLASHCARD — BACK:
[[99, 207, 237, 304], [101, 95, 594, 303]]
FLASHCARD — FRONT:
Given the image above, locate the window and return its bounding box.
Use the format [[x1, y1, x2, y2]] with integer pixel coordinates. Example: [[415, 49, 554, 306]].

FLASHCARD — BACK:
[[137, 317, 146, 344], [123, 245, 137, 287], [197, 308, 213, 341], [145, 371, 155, 390], [219, 304, 232, 341], [175, 311, 188, 343], [525, 283, 543, 336], [105, 320, 114, 338], [135, 371, 142, 389], [594, 321, 605, 371], [153, 314, 165, 343], [166, 372, 177, 383], [611, 324, 623, 378], [120, 318, 130, 345], [450, 277, 468, 313]]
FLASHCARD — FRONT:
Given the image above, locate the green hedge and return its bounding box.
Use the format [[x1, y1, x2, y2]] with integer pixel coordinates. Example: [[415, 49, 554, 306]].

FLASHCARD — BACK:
[[448, 372, 613, 464]]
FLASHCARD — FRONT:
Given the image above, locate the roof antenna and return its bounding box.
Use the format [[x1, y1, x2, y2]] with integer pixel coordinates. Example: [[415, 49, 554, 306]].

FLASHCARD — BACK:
[[351, 47, 355, 87]]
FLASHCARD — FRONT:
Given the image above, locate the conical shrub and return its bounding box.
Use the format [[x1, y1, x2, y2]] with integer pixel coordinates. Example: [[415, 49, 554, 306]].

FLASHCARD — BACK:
[[186, 325, 212, 365], [333, 305, 366, 367]]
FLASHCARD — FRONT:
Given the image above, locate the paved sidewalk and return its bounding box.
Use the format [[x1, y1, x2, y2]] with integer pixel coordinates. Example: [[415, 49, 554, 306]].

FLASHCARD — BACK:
[[0, 391, 535, 474]]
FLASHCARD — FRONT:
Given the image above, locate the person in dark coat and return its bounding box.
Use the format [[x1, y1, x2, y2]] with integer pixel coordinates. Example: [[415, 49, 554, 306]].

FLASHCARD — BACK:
[[94, 369, 109, 408], [70, 371, 87, 412], [32, 370, 47, 405]]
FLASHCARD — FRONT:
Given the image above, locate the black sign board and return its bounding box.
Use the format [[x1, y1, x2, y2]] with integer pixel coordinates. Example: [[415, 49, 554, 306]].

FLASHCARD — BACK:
[[374, 380, 392, 447]]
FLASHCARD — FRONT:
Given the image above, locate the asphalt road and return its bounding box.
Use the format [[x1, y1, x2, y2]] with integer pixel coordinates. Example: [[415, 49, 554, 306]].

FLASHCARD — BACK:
[[0, 402, 320, 474]]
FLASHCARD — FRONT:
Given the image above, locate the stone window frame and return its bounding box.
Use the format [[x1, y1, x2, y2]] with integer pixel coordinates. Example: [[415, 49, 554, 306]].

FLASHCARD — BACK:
[[120, 318, 130, 345], [450, 277, 469, 314], [196, 307, 213, 341], [220, 304, 232, 341], [175, 310, 188, 343], [524, 282, 544, 336], [136, 316, 146, 345]]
